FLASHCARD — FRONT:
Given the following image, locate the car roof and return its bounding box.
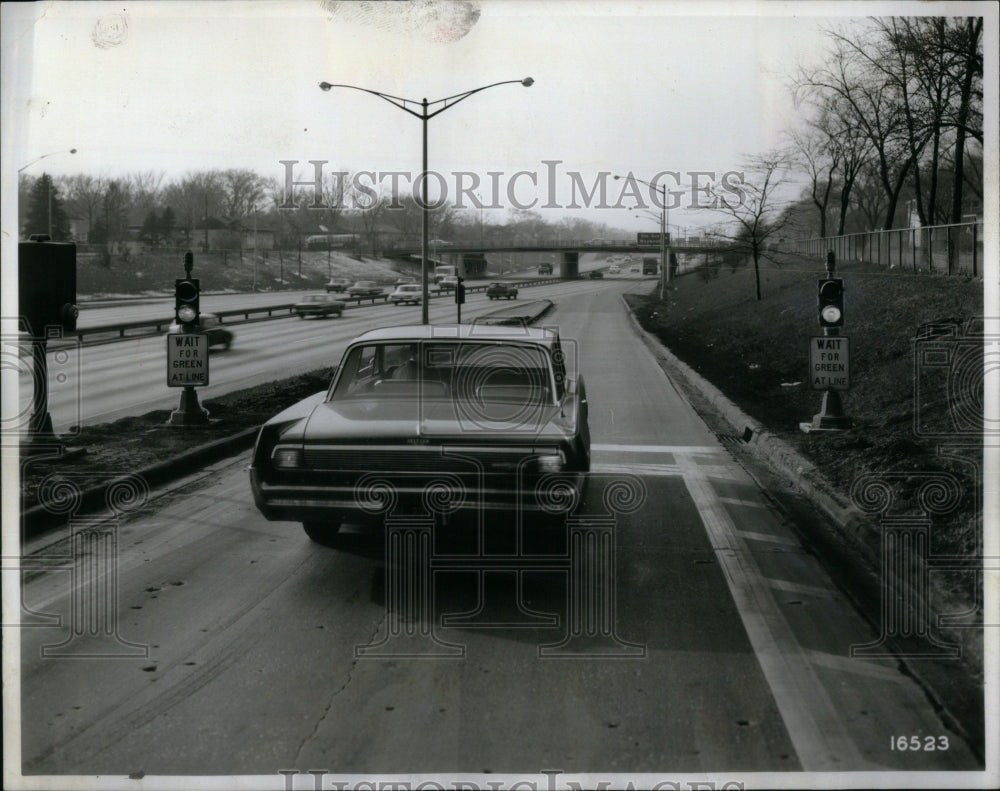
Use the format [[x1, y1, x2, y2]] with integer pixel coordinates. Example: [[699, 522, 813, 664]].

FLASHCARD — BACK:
[[350, 324, 559, 346]]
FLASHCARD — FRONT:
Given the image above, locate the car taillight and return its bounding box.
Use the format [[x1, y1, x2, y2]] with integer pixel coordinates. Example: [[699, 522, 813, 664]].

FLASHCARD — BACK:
[[272, 447, 303, 469], [532, 452, 565, 473]]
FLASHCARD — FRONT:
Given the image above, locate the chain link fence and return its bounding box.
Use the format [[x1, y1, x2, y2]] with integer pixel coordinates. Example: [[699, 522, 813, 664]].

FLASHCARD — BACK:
[[793, 221, 984, 277]]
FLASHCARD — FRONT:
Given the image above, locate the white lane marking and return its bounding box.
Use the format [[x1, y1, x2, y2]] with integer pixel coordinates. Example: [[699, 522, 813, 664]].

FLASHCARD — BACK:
[[804, 650, 909, 683], [592, 443, 724, 454], [676, 451, 873, 771], [591, 462, 681, 477], [767, 578, 841, 600], [719, 496, 766, 509], [736, 529, 801, 547]]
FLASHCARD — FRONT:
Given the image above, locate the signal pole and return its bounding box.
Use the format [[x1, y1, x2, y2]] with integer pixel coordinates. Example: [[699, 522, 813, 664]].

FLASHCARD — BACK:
[[167, 251, 210, 426], [802, 251, 851, 432]]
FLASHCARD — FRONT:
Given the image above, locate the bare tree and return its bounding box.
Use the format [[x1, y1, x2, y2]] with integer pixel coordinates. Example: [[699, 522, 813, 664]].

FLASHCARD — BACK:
[[852, 160, 888, 229], [794, 17, 982, 233], [221, 168, 268, 218], [944, 16, 983, 224], [61, 173, 107, 241], [162, 171, 226, 243], [704, 150, 793, 301], [787, 120, 840, 237], [797, 23, 915, 229], [127, 170, 166, 213]]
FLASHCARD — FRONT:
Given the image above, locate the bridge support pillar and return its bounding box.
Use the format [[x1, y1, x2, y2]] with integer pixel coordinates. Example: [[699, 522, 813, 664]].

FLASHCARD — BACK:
[[459, 252, 488, 278], [559, 251, 579, 279]]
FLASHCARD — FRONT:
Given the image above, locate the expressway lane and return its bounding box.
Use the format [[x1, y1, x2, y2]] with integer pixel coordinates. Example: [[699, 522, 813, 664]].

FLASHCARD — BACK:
[[19, 276, 637, 429], [16, 278, 980, 777]]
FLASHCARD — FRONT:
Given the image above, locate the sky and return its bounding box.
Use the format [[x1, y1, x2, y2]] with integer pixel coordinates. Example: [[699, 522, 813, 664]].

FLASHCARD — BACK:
[[1, 0, 996, 243]]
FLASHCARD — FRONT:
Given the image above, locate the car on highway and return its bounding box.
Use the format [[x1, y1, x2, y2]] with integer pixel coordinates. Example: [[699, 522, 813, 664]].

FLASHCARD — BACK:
[[346, 281, 388, 302], [608, 264, 620, 274], [434, 265, 457, 283], [167, 313, 233, 350], [538, 262, 553, 275], [486, 282, 519, 300], [589, 269, 604, 279], [249, 324, 591, 545], [325, 278, 350, 293], [389, 283, 423, 305], [293, 293, 346, 319], [395, 276, 416, 286], [439, 275, 460, 291], [630, 264, 640, 273]]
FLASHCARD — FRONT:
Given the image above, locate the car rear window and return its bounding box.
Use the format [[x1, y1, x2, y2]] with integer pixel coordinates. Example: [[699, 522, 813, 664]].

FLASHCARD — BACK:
[[330, 341, 554, 403]]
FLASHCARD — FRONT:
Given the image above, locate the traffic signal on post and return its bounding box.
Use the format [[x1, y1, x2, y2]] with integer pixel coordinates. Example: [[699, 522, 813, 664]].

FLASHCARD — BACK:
[[175, 278, 200, 326], [818, 278, 844, 328], [455, 277, 466, 305]]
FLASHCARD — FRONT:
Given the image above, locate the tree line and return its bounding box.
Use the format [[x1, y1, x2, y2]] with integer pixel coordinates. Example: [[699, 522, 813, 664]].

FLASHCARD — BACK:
[[789, 16, 983, 235], [18, 168, 625, 253]]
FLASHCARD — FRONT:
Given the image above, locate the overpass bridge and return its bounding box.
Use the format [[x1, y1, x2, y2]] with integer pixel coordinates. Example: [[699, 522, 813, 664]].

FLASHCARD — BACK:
[[383, 238, 734, 278]]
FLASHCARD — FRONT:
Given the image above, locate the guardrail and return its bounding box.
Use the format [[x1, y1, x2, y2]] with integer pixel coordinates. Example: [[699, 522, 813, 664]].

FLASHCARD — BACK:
[[67, 276, 571, 345]]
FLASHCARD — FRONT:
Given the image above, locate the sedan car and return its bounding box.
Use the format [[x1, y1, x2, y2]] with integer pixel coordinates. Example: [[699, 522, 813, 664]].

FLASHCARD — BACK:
[[293, 293, 346, 319], [608, 264, 620, 274], [167, 313, 233, 349], [389, 283, 423, 305], [249, 324, 591, 545], [346, 281, 388, 302], [589, 269, 604, 279], [325, 278, 350, 293], [486, 282, 519, 300], [438, 276, 460, 291]]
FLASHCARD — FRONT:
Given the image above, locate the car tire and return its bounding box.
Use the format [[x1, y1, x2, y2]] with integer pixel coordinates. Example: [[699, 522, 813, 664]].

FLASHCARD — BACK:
[[303, 519, 342, 546]]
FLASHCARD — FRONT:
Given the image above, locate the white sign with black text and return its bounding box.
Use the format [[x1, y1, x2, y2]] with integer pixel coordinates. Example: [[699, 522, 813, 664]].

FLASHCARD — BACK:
[[167, 333, 209, 387], [810, 336, 849, 390]]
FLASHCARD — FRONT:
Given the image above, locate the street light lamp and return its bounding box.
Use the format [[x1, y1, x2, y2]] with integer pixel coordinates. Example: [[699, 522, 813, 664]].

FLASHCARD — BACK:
[[319, 79, 533, 323], [615, 173, 676, 300], [18, 147, 77, 175]]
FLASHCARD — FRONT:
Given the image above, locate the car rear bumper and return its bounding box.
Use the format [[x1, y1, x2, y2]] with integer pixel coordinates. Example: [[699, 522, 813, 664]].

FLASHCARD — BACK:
[[249, 466, 586, 523]]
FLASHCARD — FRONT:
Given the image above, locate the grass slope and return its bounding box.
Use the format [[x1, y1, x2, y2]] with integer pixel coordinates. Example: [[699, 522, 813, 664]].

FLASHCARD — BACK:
[[627, 251, 984, 592]]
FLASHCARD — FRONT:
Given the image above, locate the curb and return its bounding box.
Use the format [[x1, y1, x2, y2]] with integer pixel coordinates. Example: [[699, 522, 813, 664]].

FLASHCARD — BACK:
[[474, 299, 554, 325], [23, 427, 260, 540], [620, 294, 984, 760]]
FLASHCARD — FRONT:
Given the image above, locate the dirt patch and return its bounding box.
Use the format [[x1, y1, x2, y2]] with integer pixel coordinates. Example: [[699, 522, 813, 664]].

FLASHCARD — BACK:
[[21, 368, 335, 513]]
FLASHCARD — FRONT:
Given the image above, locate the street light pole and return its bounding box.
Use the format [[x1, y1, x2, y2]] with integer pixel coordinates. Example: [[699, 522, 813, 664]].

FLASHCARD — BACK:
[[319, 79, 533, 324], [660, 186, 667, 300], [615, 173, 674, 300]]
